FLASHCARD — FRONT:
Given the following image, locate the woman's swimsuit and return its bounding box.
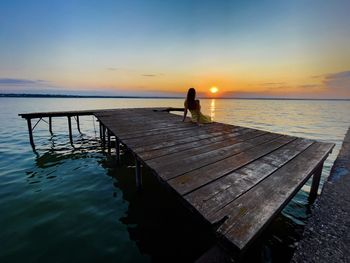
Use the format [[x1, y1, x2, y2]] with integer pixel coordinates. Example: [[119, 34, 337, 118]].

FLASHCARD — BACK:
[[189, 109, 212, 124]]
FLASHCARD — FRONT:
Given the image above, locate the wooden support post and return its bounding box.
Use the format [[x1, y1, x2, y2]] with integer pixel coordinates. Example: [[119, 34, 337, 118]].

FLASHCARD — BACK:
[[76, 115, 81, 134], [107, 130, 111, 154], [135, 158, 142, 190], [309, 163, 323, 202], [49, 117, 53, 135], [68, 116, 73, 146], [27, 118, 35, 150], [99, 122, 102, 141], [115, 137, 120, 164], [102, 125, 106, 147]]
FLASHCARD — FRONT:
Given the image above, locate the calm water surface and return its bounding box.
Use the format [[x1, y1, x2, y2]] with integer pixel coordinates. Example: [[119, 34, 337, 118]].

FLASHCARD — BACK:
[[1, 98, 349, 263]]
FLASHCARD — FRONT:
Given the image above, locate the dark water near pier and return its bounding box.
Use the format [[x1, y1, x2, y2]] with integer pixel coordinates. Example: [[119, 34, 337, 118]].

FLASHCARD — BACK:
[[1, 98, 349, 262]]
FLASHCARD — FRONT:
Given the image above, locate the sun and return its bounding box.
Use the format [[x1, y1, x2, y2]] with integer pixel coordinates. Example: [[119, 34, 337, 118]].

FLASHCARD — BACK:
[[210, 86, 219, 94]]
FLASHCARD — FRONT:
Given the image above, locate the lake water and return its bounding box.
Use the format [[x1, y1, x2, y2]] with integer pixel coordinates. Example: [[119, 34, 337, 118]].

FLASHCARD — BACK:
[[1, 98, 349, 263]]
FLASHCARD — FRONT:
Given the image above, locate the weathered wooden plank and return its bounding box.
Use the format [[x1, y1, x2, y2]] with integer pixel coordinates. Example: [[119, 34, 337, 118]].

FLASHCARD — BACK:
[[96, 108, 180, 118], [99, 115, 214, 143], [147, 130, 267, 168], [99, 114, 182, 127], [212, 142, 334, 251], [19, 109, 98, 118], [100, 112, 237, 141], [100, 116, 190, 134], [94, 107, 182, 118], [138, 127, 253, 160], [20, 107, 143, 119], [151, 133, 283, 181], [94, 107, 167, 116], [115, 121, 196, 138], [168, 136, 296, 195], [98, 112, 183, 124], [120, 122, 239, 140], [115, 121, 240, 140], [19, 107, 179, 119], [184, 138, 315, 219], [123, 123, 223, 145], [123, 123, 241, 148], [130, 126, 241, 153], [119, 125, 202, 140], [95, 112, 181, 130], [115, 114, 193, 127]]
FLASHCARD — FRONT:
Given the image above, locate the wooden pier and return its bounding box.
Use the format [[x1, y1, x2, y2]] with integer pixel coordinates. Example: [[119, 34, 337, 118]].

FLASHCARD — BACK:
[[19, 108, 335, 256]]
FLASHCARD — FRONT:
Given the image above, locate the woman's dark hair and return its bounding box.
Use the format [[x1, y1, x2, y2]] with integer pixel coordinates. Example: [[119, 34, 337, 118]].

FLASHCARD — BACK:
[[186, 88, 196, 110]]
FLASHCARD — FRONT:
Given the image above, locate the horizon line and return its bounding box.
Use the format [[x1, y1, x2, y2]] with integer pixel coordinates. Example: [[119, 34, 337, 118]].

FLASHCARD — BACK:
[[1, 93, 350, 101]]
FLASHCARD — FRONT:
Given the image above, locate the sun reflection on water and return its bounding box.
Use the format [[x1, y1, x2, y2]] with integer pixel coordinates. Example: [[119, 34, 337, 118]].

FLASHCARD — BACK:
[[210, 99, 216, 121]]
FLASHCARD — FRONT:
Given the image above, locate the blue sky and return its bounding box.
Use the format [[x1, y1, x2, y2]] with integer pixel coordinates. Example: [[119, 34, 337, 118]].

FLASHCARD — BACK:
[[1, 0, 349, 98]]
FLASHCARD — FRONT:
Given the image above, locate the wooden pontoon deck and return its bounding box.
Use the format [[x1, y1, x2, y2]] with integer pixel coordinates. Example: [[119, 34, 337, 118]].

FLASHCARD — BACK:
[[19, 108, 335, 255]]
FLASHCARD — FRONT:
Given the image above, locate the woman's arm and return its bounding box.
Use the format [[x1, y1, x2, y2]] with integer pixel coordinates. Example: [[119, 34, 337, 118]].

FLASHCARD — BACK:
[[196, 100, 201, 125], [182, 101, 188, 122], [182, 109, 188, 122]]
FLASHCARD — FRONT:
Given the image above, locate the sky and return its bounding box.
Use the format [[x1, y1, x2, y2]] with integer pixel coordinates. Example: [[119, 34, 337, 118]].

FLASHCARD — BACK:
[[0, 0, 350, 98]]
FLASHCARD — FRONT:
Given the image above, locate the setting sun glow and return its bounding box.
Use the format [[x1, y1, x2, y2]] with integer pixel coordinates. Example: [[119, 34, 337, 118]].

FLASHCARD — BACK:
[[210, 87, 219, 94]]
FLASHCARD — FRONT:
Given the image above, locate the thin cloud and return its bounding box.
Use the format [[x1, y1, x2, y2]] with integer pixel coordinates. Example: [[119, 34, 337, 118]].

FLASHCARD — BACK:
[[142, 74, 157, 77], [141, 73, 165, 77], [106, 67, 138, 72], [107, 67, 165, 77], [261, 82, 286, 86], [298, 84, 319, 89], [324, 70, 350, 80], [259, 82, 290, 90], [107, 67, 119, 71], [322, 70, 350, 90], [0, 78, 48, 86]]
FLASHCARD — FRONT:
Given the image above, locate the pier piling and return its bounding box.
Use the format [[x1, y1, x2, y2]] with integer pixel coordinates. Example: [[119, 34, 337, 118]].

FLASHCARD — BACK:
[[76, 115, 81, 134], [309, 162, 323, 202], [49, 117, 53, 135], [115, 137, 120, 164], [107, 130, 111, 154], [67, 116, 73, 145], [99, 121, 102, 141], [135, 158, 142, 190], [26, 118, 35, 150], [102, 125, 106, 147]]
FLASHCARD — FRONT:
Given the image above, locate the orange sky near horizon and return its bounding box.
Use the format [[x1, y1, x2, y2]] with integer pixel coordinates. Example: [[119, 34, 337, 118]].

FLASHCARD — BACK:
[[48, 60, 349, 98]]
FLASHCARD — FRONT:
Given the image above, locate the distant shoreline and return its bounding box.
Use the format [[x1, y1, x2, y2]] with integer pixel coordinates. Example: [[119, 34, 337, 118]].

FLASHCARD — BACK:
[[0, 93, 183, 99], [1, 93, 349, 101]]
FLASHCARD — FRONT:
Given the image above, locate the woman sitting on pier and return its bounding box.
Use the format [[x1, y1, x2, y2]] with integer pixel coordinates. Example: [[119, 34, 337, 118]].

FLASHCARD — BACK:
[[183, 87, 212, 125]]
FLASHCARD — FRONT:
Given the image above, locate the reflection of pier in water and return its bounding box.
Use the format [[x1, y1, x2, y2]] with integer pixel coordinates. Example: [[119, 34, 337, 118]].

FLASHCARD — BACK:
[[103, 151, 214, 262], [19, 107, 334, 259]]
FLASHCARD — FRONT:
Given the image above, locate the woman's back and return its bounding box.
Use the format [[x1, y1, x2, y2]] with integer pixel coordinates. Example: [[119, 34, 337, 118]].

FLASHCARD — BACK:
[[185, 99, 200, 112]]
